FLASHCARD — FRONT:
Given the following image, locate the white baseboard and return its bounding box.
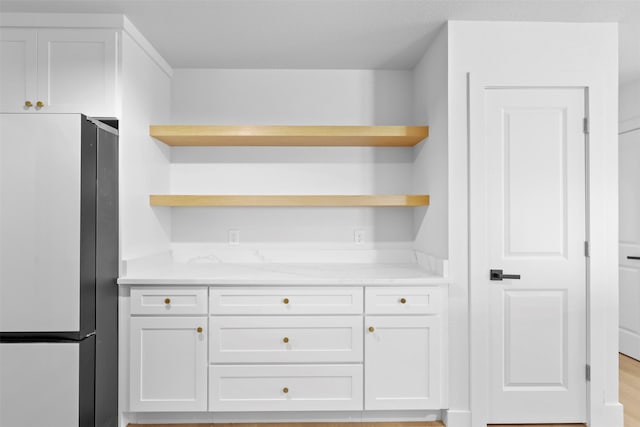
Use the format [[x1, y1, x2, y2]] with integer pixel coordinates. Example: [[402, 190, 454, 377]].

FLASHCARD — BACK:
[[129, 410, 442, 424], [443, 409, 471, 427], [619, 116, 640, 134], [590, 402, 624, 427], [620, 328, 640, 360]]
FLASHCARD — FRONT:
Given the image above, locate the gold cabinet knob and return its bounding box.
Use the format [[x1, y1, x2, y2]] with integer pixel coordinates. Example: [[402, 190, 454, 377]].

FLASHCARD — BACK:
[[400, 298, 407, 304], [36, 101, 44, 108], [283, 387, 289, 394], [197, 327, 203, 333], [368, 326, 375, 333], [24, 101, 33, 108], [283, 298, 289, 304], [283, 337, 289, 343], [164, 298, 171, 304]]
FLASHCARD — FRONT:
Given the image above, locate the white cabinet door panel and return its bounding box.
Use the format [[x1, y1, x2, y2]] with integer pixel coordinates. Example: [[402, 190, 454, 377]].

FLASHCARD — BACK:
[[37, 29, 116, 116], [0, 114, 81, 332], [210, 316, 363, 363], [130, 316, 207, 412], [209, 364, 363, 412], [38, 29, 116, 116], [0, 28, 37, 112], [364, 315, 441, 410]]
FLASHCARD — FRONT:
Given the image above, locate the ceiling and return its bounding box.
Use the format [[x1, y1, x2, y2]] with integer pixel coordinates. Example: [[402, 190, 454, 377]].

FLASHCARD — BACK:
[[1, 0, 639, 85]]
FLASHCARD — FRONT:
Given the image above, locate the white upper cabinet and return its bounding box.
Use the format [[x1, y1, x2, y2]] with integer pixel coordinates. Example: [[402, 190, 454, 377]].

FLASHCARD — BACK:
[[0, 29, 37, 112], [0, 28, 117, 116]]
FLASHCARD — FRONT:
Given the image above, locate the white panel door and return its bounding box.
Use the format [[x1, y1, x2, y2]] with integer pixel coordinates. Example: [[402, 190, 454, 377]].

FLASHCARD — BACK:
[[130, 316, 207, 412], [0, 28, 37, 112], [0, 114, 81, 332], [0, 343, 79, 427], [483, 88, 587, 422], [364, 315, 441, 410], [37, 29, 116, 116], [619, 128, 640, 360]]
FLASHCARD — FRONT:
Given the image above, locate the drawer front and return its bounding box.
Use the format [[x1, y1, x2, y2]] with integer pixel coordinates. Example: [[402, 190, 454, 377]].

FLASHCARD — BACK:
[[130, 287, 208, 315], [209, 364, 363, 412], [210, 287, 363, 315], [365, 286, 442, 314], [210, 316, 363, 363]]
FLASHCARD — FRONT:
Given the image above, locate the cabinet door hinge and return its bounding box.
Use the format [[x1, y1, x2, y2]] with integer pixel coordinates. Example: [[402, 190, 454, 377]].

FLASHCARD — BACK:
[[584, 241, 590, 257], [583, 117, 590, 134], [586, 364, 591, 381]]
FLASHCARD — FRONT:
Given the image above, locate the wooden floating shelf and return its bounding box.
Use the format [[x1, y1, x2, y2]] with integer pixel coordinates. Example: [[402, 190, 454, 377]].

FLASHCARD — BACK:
[[149, 195, 430, 207], [149, 125, 429, 147]]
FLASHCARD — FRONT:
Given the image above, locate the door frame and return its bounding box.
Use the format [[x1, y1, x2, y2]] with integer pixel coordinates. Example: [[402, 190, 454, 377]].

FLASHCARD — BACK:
[[468, 72, 622, 427]]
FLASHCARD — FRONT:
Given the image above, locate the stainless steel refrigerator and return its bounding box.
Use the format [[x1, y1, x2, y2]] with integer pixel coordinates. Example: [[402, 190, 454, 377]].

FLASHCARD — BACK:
[[0, 114, 118, 427]]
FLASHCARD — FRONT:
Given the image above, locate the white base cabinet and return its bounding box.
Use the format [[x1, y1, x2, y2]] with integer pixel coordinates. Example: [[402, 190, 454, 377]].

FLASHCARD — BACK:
[[364, 315, 442, 410], [129, 287, 208, 412], [128, 284, 446, 416], [363, 286, 444, 410]]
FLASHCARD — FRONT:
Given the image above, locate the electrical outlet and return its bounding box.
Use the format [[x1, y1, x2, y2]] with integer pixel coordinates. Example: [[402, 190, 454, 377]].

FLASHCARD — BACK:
[[354, 229, 364, 245], [228, 229, 240, 245]]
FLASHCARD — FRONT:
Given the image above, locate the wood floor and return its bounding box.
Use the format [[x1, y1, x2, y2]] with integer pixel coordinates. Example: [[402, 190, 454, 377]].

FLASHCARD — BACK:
[[621, 353, 640, 427], [128, 354, 640, 427]]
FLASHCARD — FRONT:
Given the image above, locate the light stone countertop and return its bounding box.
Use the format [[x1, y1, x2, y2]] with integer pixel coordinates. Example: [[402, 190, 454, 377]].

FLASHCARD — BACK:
[[117, 248, 448, 286], [118, 261, 446, 286]]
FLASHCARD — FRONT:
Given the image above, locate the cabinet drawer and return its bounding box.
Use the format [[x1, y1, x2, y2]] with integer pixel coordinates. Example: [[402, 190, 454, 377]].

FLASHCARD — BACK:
[[210, 316, 363, 363], [209, 364, 363, 412], [365, 286, 441, 314], [210, 287, 363, 315], [130, 287, 207, 315]]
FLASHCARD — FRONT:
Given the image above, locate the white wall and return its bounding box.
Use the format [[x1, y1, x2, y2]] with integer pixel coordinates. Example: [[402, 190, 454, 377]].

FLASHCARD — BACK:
[[448, 21, 620, 427], [620, 78, 640, 133], [119, 30, 172, 260], [412, 28, 448, 260], [169, 69, 417, 248], [411, 26, 460, 421], [171, 69, 412, 125]]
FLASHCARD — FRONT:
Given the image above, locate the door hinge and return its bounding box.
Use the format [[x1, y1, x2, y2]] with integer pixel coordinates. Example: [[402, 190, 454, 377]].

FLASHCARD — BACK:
[[584, 241, 590, 257], [586, 364, 591, 381], [583, 117, 590, 134]]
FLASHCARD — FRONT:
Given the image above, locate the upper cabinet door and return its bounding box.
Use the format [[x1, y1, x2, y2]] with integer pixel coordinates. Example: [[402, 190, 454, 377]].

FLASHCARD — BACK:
[[0, 28, 37, 112], [0, 28, 117, 115], [37, 29, 117, 116]]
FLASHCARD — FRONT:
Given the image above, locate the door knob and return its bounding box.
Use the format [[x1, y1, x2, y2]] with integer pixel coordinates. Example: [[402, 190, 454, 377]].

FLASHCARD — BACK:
[[628, 256, 640, 260], [490, 269, 521, 281]]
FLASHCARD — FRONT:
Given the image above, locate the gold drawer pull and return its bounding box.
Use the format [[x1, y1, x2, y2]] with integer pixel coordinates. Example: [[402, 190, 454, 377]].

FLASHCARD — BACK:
[[400, 298, 407, 304], [283, 298, 289, 304], [24, 101, 33, 108], [283, 337, 289, 343], [36, 101, 44, 108], [164, 298, 171, 304], [197, 327, 203, 333], [368, 326, 375, 333], [283, 387, 289, 394]]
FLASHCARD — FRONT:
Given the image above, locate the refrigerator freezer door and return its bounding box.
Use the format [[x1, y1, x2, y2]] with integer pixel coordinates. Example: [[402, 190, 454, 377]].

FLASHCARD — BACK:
[[0, 114, 84, 333], [0, 340, 95, 427]]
